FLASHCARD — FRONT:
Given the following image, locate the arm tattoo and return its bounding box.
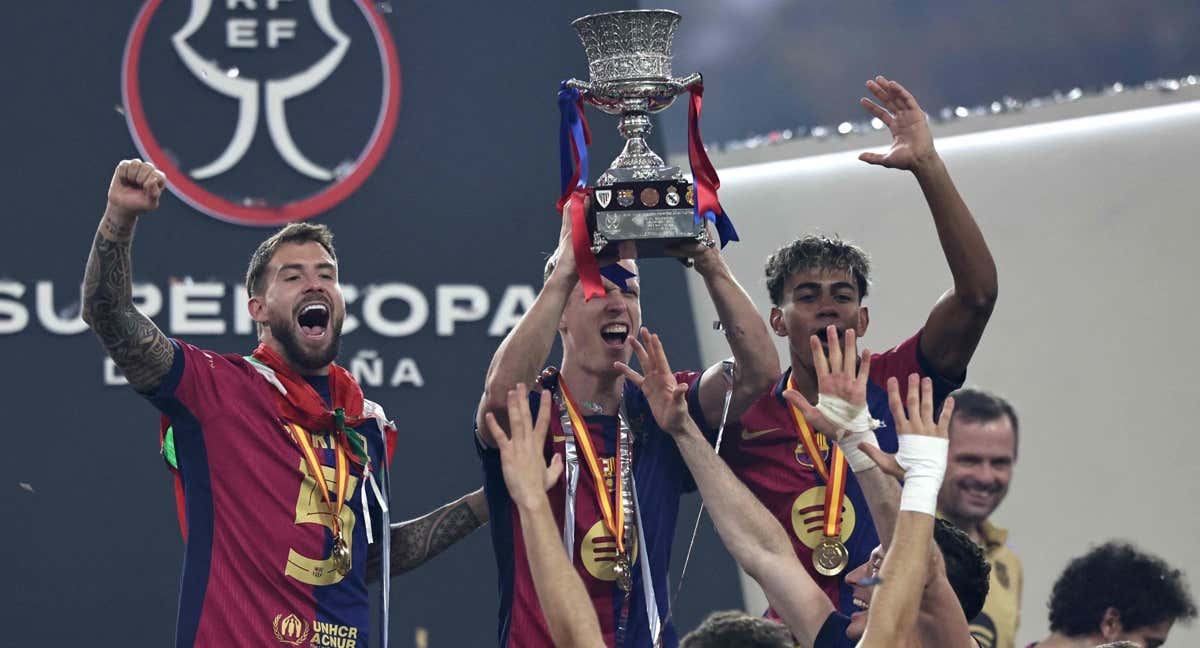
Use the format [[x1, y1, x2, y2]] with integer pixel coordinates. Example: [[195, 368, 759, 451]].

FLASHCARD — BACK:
[[82, 230, 174, 393], [366, 498, 483, 582]]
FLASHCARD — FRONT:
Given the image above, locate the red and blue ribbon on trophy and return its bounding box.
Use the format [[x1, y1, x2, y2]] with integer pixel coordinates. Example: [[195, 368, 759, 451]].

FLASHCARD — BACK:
[[556, 79, 737, 301]]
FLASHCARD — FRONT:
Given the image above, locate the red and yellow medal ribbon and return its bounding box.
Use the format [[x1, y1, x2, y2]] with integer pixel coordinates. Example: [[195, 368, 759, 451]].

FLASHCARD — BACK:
[[289, 423, 350, 541], [559, 381, 626, 555], [786, 375, 849, 540]]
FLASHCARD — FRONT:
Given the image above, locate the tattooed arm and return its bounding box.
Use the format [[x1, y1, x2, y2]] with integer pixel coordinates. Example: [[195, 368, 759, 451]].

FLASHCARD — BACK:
[[81, 160, 174, 394], [366, 488, 488, 580]]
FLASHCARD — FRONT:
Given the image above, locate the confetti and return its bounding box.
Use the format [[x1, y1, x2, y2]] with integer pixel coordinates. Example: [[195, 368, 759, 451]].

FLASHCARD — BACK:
[[18, 482, 35, 493]]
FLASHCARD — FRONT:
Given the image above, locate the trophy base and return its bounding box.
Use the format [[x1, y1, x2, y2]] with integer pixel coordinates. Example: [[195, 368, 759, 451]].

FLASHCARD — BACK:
[[588, 179, 709, 258]]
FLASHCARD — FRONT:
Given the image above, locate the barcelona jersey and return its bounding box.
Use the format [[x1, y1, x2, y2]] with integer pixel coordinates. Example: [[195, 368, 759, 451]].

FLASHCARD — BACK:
[[478, 371, 710, 648], [720, 330, 961, 647], [145, 340, 390, 648]]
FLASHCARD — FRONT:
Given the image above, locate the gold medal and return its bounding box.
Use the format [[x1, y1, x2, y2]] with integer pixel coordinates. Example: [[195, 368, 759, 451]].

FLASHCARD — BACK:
[[813, 536, 849, 576], [787, 376, 852, 579], [332, 534, 352, 576], [613, 553, 633, 592], [558, 380, 636, 594], [289, 423, 354, 579]]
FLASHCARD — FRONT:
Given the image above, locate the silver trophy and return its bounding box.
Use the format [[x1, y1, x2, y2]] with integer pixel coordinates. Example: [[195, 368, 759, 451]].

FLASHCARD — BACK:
[[566, 9, 713, 257]]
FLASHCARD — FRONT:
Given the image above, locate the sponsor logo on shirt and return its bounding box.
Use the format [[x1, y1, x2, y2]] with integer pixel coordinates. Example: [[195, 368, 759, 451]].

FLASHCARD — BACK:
[[581, 520, 639, 584], [273, 612, 363, 647], [273, 613, 311, 645], [790, 485, 857, 549]]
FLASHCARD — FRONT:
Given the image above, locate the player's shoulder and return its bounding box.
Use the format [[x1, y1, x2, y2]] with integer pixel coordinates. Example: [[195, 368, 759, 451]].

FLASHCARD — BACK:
[[172, 338, 261, 384], [743, 372, 787, 412]]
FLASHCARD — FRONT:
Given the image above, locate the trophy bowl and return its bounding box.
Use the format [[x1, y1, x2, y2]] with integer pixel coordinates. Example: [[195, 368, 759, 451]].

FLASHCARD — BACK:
[[565, 9, 711, 257]]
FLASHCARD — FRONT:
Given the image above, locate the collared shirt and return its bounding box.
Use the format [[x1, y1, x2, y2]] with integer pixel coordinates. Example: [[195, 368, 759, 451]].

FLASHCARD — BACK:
[[969, 519, 1023, 648]]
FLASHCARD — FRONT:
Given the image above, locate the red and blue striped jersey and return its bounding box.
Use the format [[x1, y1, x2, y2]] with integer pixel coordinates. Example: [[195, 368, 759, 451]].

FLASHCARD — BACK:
[[478, 372, 710, 648], [720, 330, 961, 647], [145, 340, 389, 648]]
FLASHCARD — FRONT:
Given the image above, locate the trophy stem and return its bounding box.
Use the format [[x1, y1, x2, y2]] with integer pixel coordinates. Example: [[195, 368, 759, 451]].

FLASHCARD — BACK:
[[612, 112, 664, 171]]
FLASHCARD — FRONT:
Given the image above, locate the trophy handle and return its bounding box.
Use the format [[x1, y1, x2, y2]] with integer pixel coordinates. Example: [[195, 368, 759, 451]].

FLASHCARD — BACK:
[[565, 78, 593, 95], [673, 73, 702, 91]]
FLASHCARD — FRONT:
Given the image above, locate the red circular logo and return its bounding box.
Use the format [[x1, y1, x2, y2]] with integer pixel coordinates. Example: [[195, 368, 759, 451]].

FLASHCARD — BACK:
[[122, 0, 402, 226]]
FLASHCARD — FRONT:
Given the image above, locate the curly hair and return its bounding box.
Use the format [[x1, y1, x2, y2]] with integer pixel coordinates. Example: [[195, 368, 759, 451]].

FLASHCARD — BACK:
[[1048, 541, 1197, 635], [934, 518, 992, 620], [763, 235, 871, 306], [680, 611, 792, 648]]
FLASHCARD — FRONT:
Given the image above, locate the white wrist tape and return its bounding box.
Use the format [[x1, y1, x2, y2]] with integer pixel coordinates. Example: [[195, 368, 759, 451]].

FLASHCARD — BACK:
[[816, 394, 883, 473], [896, 435, 949, 516]]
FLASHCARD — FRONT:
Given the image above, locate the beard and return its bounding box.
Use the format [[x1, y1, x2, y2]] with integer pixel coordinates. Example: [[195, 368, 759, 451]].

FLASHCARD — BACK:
[[267, 309, 343, 372]]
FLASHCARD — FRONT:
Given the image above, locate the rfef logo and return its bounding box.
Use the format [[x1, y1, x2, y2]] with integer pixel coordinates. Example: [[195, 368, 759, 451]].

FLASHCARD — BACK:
[[122, 0, 401, 226]]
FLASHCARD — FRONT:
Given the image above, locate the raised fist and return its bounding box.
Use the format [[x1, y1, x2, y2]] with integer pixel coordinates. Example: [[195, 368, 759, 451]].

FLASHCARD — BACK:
[[107, 159, 167, 218]]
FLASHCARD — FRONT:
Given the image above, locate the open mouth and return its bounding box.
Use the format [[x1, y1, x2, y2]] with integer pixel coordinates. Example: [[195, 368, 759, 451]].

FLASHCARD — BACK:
[[600, 323, 630, 348], [813, 326, 846, 343], [852, 596, 870, 611], [297, 303, 330, 339]]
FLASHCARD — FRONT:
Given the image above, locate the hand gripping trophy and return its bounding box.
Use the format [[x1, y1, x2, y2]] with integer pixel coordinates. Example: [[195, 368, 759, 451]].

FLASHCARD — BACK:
[[557, 9, 737, 296]]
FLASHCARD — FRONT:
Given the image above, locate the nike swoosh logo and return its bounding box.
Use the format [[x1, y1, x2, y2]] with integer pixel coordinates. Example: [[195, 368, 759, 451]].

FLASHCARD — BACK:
[[741, 427, 780, 441]]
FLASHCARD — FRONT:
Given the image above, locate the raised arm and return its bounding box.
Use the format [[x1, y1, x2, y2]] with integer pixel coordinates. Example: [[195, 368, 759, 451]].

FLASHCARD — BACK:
[[672, 230, 780, 428], [616, 329, 832, 647], [483, 385, 604, 648], [856, 375, 952, 648], [81, 159, 174, 393], [366, 488, 488, 580], [859, 76, 997, 379], [475, 203, 581, 446]]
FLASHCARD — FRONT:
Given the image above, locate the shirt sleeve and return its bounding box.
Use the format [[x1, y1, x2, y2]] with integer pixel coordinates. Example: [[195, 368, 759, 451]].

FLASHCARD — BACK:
[[144, 339, 259, 447], [813, 611, 852, 648], [868, 328, 964, 407]]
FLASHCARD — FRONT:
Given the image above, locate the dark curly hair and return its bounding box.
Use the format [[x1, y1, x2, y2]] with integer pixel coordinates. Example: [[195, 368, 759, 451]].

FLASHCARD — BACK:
[[934, 518, 992, 620], [764, 235, 871, 306], [680, 611, 792, 648], [1048, 541, 1197, 635]]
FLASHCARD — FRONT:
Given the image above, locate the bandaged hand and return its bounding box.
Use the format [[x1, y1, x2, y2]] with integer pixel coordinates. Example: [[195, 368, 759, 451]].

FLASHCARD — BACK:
[[783, 325, 882, 472], [859, 374, 953, 516]]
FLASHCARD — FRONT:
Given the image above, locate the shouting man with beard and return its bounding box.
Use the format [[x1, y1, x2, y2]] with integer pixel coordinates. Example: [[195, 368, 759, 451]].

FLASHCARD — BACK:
[[83, 159, 488, 648]]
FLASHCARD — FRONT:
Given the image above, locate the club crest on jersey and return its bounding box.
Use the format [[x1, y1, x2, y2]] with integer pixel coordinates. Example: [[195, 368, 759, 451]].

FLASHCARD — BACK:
[[121, 0, 402, 226], [794, 438, 831, 469]]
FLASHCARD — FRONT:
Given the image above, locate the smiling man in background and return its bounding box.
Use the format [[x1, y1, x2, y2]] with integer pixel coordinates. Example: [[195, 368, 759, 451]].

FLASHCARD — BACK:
[[937, 387, 1022, 648]]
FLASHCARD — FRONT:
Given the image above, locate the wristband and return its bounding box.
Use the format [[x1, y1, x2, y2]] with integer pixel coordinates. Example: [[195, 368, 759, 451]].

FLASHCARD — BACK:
[[895, 435, 948, 515], [816, 394, 883, 473]]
